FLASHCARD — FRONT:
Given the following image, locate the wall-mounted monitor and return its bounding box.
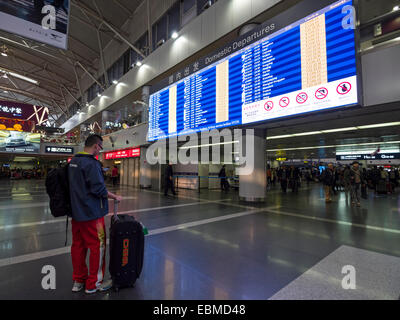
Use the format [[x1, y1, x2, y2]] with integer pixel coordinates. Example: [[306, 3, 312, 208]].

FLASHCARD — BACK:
[[148, 0, 360, 141]]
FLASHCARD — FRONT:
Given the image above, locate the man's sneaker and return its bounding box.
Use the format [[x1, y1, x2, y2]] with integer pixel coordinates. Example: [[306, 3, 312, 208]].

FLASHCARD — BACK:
[[85, 280, 113, 294], [72, 282, 85, 292]]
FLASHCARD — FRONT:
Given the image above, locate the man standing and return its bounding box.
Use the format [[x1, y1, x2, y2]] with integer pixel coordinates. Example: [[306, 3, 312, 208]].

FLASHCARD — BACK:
[[350, 161, 365, 207], [343, 165, 352, 200], [322, 163, 335, 203], [68, 135, 122, 294], [219, 165, 229, 192], [278, 166, 289, 193], [164, 161, 176, 196]]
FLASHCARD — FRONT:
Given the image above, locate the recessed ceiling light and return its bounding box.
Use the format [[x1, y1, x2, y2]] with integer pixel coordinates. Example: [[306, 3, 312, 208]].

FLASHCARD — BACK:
[[394, 5, 399, 11], [136, 61, 142, 67], [113, 80, 118, 84], [171, 31, 179, 39], [1, 52, 7, 57]]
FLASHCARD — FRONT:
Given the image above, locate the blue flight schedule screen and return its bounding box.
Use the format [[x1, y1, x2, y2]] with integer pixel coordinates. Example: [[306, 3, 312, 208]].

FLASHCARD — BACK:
[[148, 0, 358, 141]]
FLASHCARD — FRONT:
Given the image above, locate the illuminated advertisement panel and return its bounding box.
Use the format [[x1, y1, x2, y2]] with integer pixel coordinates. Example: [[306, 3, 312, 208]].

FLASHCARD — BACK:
[[0, 130, 40, 153], [148, 0, 360, 141], [0, 100, 49, 125], [104, 148, 141, 160], [0, 0, 70, 49]]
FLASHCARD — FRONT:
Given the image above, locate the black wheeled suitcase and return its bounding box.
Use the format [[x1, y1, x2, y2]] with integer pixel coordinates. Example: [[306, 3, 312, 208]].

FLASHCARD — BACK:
[[109, 201, 145, 291]]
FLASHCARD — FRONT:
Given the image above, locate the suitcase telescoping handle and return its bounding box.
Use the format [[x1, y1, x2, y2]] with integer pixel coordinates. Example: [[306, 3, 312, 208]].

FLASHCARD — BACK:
[[113, 199, 120, 220]]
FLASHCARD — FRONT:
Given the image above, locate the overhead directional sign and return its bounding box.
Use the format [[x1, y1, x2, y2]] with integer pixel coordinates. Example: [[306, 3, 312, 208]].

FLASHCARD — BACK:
[[45, 146, 74, 154]]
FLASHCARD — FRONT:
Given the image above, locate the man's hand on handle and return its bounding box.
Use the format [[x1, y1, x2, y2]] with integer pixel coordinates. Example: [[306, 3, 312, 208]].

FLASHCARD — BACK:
[[108, 191, 123, 202]]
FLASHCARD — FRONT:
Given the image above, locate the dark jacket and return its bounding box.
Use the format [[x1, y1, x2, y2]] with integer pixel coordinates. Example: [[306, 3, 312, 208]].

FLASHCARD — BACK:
[[322, 169, 335, 186], [277, 168, 289, 180], [350, 168, 365, 185], [68, 153, 109, 222], [165, 165, 174, 181]]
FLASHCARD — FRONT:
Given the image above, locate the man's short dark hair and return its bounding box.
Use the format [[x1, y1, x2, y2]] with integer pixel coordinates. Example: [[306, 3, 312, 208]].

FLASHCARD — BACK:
[[85, 134, 103, 148]]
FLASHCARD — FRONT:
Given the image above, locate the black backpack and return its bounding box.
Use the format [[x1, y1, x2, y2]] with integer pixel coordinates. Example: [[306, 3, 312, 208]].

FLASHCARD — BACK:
[[45, 164, 72, 218]]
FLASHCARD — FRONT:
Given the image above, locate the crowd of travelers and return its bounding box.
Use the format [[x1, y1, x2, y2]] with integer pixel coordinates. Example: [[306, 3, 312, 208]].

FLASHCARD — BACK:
[[0, 168, 45, 180], [272, 163, 399, 207]]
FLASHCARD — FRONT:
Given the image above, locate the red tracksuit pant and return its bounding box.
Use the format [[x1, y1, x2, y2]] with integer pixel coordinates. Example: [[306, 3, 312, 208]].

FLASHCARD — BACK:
[[71, 217, 106, 290]]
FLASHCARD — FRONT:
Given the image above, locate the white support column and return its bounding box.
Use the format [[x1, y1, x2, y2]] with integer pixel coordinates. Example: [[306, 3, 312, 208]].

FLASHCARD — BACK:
[[239, 129, 267, 202]]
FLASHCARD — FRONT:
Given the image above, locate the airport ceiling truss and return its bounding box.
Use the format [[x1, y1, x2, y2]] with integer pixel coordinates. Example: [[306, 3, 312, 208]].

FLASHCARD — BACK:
[[0, 0, 146, 126]]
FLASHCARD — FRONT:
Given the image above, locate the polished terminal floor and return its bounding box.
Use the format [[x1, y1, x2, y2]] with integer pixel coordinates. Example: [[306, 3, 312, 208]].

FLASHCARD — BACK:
[[0, 180, 399, 300]]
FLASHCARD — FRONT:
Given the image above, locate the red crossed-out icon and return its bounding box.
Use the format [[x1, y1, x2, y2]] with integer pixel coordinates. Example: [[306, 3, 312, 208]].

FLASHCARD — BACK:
[[296, 92, 308, 104], [315, 87, 328, 100], [336, 82, 352, 95], [279, 97, 290, 108], [264, 101, 274, 111]]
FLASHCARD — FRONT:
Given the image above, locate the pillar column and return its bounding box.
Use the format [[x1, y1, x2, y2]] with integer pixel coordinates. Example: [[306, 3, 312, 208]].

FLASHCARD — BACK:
[[139, 146, 152, 189], [239, 129, 267, 202], [142, 86, 150, 123]]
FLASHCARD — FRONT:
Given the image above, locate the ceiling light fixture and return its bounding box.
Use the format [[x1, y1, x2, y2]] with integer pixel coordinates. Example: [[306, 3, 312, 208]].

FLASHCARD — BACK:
[[267, 122, 400, 140], [0, 68, 38, 85], [136, 61, 143, 67], [394, 5, 399, 11], [171, 31, 179, 39], [112, 80, 118, 84], [267, 140, 400, 152]]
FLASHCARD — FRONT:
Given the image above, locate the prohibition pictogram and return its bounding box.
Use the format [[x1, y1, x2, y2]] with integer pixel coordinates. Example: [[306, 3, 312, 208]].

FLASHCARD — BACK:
[[336, 82, 352, 95], [264, 101, 274, 111], [279, 97, 290, 108], [296, 92, 308, 104], [315, 87, 328, 100]]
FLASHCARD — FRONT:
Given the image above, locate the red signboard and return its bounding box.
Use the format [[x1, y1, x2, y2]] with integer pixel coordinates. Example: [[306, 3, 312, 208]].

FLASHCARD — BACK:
[[104, 148, 140, 160]]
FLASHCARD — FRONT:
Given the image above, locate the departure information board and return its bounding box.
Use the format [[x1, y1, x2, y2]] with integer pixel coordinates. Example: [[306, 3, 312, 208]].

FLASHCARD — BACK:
[[148, 0, 359, 141]]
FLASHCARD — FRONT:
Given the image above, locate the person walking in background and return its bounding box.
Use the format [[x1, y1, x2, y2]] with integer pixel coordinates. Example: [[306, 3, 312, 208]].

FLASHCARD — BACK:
[[289, 166, 300, 193], [343, 165, 352, 201], [278, 166, 289, 193], [371, 166, 381, 194], [219, 165, 229, 192], [111, 165, 119, 186], [322, 163, 335, 203], [164, 161, 176, 196]]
